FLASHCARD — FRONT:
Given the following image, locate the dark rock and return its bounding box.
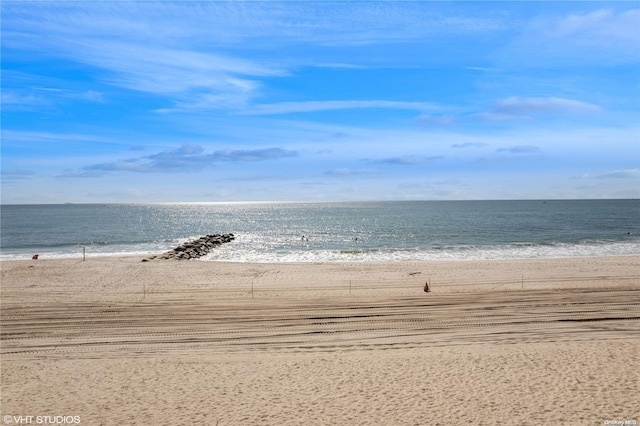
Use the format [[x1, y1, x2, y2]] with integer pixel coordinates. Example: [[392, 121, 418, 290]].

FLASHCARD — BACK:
[[144, 233, 236, 261]]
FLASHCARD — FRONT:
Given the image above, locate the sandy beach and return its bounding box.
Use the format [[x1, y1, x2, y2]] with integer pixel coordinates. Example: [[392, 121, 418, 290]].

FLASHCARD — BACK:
[[1, 256, 639, 425]]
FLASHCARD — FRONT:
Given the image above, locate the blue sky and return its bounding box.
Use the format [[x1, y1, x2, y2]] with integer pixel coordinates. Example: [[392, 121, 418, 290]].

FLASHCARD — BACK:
[[1, 1, 639, 203]]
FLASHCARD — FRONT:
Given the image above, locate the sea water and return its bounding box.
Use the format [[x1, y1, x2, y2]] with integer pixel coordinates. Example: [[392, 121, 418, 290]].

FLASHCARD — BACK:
[[1, 200, 639, 262]]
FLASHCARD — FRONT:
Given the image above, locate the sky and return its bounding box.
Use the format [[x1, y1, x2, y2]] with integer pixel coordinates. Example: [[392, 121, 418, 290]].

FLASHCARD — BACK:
[[1, 1, 639, 204]]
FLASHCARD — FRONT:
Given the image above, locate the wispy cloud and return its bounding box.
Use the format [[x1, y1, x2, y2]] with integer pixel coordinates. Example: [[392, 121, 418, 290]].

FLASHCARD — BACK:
[[452, 142, 489, 149], [325, 168, 380, 176], [465, 66, 500, 72], [552, 9, 639, 55], [1, 90, 52, 111], [1, 69, 105, 112], [375, 155, 443, 165], [1, 89, 104, 113], [476, 145, 543, 164], [66, 41, 287, 111], [63, 144, 298, 177], [240, 100, 444, 115], [3, 4, 287, 112], [501, 8, 640, 66], [3, 2, 508, 48], [479, 97, 601, 121], [0, 169, 36, 181], [497, 145, 541, 154], [2, 2, 503, 113], [69, 90, 104, 103], [1, 130, 114, 144], [414, 114, 457, 126], [596, 169, 640, 180], [312, 63, 372, 69]]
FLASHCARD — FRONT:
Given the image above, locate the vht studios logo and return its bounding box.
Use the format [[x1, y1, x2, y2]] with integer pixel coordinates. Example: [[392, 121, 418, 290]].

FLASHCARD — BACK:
[[3, 416, 80, 425]]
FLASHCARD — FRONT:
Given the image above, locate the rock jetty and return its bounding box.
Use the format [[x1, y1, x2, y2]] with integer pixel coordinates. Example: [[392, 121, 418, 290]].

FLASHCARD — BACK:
[[143, 233, 235, 261]]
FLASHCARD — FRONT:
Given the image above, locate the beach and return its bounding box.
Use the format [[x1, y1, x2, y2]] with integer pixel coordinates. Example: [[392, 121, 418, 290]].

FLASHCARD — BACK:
[[1, 256, 639, 425]]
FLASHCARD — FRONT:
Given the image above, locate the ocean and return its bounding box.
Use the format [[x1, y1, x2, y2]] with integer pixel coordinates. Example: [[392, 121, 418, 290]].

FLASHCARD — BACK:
[[1, 200, 639, 262]]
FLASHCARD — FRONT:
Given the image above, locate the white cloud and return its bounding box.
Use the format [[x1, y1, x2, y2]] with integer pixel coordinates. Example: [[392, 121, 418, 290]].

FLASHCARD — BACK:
[[375, 155, 444, 166], [1, 130, 114, 144], [414, 114, 457, 126], [501, 8, 640, 66], [2, 2, 511, 113], [479, 97, 601, 121], [497, 145, 541, 154], [3, 3, 287, 111], [451, 142, 488, 149], [3, 2, 508, 47], [596, 169, 640, 180], [61, 40, 286, 110], [476, 144, 544, 164], [0, 169, 36, 181], [312, 63, 372, 69], [240, 100, 444, 115], [64, 144, 299, 176], [0, 91, 51, 111], [325, 168, 380, 176], [70, 90, 104, 102], [554, 9, 639, 44]]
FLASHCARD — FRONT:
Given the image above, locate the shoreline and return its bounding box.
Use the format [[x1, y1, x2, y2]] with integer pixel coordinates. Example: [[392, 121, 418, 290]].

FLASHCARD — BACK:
[[3, 236, 639, 263], [2, 251, 640, 262]]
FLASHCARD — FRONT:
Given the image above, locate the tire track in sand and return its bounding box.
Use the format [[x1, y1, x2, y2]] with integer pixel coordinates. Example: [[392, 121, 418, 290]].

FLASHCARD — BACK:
[[2, 288, 638, 359]]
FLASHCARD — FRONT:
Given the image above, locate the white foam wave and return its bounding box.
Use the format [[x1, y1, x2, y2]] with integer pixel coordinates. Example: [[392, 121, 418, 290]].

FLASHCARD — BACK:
[[202, 239, 640, 263]]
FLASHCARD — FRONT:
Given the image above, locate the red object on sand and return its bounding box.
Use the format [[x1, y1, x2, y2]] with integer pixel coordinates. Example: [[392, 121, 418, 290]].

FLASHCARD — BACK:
[[423, 281, 430, 293], [32, 254, 39, 260]]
